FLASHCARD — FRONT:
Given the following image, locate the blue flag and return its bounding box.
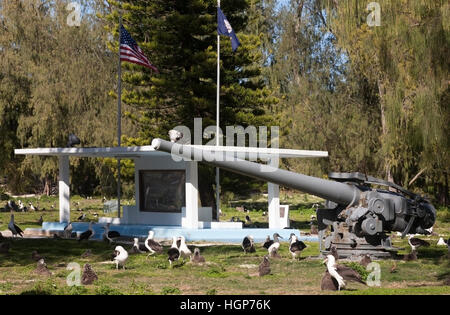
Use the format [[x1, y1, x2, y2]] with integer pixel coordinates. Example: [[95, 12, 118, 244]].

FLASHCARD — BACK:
[[217, 7, 240, 52]]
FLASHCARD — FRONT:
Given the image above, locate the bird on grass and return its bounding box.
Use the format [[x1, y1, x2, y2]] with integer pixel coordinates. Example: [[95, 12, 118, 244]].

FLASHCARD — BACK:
[[242, 235, 255, 253], [81, 249, 92, 258], [78, 221, 95, 242], [112, 245, 128, 270], [288, 233, 307, 259], [437, 237, 447, 246], [29, 202, 37, 212], [258, 255, 271, 277], [403, 250, 418, 261], [63, 222, 73, 238], [8, 214, 23, 237], [191, 248, 206, 264], [129, 238, 145, 255], [102, 223, 120, 244], [262, 235, 273, 249], [178, 236, 192, 259], [408, 236, 430, 251], [37, 215, 44, 226], [167, 236, 180, 267], [390, 261, 397, 273], [35, 259, 52, 276], [244, 215, 255, 228], [77, 213, 86, 221], [145, 231, 163, 258], [321, 254, 366, 291], [81, 263, 98, 285], [268, 233, 283, 258]]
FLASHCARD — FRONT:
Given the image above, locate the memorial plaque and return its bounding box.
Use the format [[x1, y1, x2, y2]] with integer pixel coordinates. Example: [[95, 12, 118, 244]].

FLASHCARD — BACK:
[[139, 170, 185, 212]]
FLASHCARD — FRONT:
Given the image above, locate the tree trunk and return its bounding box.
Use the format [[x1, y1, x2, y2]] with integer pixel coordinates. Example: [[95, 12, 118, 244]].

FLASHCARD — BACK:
[[377, 78, 394, 184]]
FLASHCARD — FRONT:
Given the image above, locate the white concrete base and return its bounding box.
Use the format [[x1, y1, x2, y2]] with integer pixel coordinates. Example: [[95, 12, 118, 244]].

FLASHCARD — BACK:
[[181, 206, 212, 228], [98, 217, 123, 225]]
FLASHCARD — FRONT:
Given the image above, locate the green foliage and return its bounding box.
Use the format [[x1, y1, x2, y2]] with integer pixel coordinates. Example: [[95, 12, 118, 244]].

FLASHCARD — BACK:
[[95, 284, 124, 295], [206, 288, 217, 295], [342, 262, 370, 282], [161, 286, 181, 295]]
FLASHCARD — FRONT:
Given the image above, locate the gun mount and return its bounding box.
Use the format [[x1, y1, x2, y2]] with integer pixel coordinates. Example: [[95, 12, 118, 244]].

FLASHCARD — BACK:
[[151, 139, 436, 258]]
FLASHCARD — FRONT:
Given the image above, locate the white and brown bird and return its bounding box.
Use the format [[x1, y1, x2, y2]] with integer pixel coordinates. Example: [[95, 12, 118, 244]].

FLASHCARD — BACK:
[[78, 221, 95, 242], [35, 259, 52, 276], [63, 221, 73, 238], [8, 214, 23, 237], [168, 129, 183, 142], [112, 245, 128, 270], [242, 235, 255, 253], [191, 248, 206, 264], [145, 231, 164, 258], [288, 233, 307, 259], [268, 233, 283, 258], [262, 235, 273, 249], [167, 236, 181, 267], [403, 250, 418, 261], [178, 236, 191, 259], [102, 223, 120, 243], [408, 236, 430, 251], [258, 255, 271, 277], [321, 254, 365, 291], [128, 238, 145, 254], [81, 263, 98, 285]]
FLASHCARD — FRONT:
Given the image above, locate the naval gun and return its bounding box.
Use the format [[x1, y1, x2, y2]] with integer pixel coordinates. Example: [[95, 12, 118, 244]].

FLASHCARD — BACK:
[[151, 138, 436, 258]]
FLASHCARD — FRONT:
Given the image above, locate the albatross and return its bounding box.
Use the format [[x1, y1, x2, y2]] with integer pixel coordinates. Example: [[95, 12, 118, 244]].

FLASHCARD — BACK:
[[258, 255, 271, 277], [63, 222, 73, 238], [102, 223, 121, 243], [128, 238, 146, 254], [191, 248, 206, 264], [145, 231, 164, 258], [288, 233, 307, 259], [78, 221, 95, 242], [8, 214, 23, 237], [321, 254, 365, 291], [178, 236, 192, 259], [112, 245, 128, 270], [167, 236, 180, 267], [408, 235, 430, 251], [268, 233, 283, 258], [262, 235, 273, 249], [242, 235, 255, 253]]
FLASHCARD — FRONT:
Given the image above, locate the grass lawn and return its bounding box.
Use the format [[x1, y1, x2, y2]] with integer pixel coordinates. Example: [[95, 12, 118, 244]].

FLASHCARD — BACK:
[[0, 192, 449, 295]]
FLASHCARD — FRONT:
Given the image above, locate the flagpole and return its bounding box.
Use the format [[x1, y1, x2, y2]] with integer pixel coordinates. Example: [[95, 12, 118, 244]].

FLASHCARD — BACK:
[[215, 0, 221, 221], [117, 14, 122, 218]]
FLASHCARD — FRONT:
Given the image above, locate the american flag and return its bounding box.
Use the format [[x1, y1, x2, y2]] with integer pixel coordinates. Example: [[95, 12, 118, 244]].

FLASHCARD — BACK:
[[120, 25, 158, 72]]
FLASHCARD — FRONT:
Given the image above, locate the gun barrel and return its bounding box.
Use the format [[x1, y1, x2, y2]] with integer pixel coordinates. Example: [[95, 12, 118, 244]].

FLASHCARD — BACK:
[[151, 139, 360, 206]]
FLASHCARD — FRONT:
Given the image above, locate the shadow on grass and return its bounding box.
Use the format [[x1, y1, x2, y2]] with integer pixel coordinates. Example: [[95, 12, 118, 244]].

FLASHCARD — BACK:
[[0, 239, 114, 267]]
